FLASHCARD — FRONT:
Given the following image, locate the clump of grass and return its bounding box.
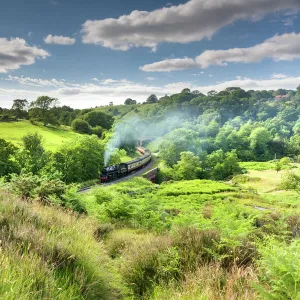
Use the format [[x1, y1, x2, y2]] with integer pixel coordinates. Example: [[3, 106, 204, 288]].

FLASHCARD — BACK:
[[0, 188, 123, 299], [150, 263, 258, 300], [232, 174, 261, 184], [173, 227, 220, 271], [121, 234, 177, 298], [93, 223, 114, 241]]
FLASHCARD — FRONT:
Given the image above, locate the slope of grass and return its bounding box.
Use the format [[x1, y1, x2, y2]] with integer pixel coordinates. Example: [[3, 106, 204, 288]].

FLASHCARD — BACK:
[[0, 121, 80, 151], [0, 187, 126, 299]]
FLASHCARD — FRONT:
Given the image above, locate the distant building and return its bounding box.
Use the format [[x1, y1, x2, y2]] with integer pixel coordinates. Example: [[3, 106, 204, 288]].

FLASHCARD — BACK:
[[109, 101, 113, 106], [274, 95, 289, 100]]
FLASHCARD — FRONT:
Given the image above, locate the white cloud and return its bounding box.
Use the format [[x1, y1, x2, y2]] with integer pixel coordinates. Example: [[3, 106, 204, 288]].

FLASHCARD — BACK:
[[146, 77, 155, 81], [0, 38, 50, 73], [81, 0, 300, 51], [4, 75, 66, 87], [44, 34, 76, 45], [141, 33, 300, 72], [272, 73, 288, 79], [2, 75, 300, 109]]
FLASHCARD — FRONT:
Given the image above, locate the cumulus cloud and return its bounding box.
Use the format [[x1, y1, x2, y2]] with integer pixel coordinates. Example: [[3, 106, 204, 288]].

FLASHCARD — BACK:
[[0, 38, 50, 73], [141, 33, 300, 72], [44, 34, 76, 45], [81, 0, 300, 51]]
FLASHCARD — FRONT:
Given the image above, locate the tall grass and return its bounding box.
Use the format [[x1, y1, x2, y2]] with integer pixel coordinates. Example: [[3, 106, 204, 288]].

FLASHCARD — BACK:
[[0, 188, 124, 299]]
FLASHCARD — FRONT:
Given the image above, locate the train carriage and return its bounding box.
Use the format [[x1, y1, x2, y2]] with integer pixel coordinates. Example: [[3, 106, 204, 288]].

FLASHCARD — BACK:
[[100, 147, 151, 183]]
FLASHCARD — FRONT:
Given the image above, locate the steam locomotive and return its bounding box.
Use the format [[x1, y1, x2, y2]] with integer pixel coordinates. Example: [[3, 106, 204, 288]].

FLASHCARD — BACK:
[[100, 146, 151, 183]]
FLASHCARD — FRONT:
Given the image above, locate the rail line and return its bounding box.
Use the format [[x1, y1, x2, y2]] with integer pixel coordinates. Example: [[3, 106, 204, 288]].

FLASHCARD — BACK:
[[77, 157, 154, 194]]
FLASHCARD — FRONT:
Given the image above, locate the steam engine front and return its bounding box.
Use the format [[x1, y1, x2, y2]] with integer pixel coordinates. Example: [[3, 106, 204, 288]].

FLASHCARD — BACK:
[[100, 147, 151, 183]]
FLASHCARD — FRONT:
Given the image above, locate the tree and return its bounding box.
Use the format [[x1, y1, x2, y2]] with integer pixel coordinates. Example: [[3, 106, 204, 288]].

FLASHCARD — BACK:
[[173, 151, 201, 180], [0, 139, 19, 176], [159, 128, 200, 166], [11, 99, 28, 119], [30, 96, 58, 126], [181, 88, 191, 94], [124, 98, 137, 105], [72, 119, 91, 134], [146, 94, 158, 104], [207, 90, 217, 96], [17, 133, 49, 174], [83, 111, 114, 130], [250, 127, 272, 160], [52, 136, 104, 183]]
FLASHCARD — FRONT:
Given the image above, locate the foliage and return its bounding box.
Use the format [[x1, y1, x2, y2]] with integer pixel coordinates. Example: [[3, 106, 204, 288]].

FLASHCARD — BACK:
[[124, 98, 137, 105], [17, 133, 49, 174], [172, 151, 202, 180], [257, 238, 300, 299], [71, 118, 91, 134], [0, 138, 19, 177], [146, 94, 158, 104], [83, 110, 114, 130], [30, 96, 59, 126], [52, 135, 104, 183], [281, 171, 300, 193]]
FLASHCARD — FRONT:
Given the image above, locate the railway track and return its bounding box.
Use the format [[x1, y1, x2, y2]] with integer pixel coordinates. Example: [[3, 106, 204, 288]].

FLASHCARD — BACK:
[[77, 159, 154, 194]]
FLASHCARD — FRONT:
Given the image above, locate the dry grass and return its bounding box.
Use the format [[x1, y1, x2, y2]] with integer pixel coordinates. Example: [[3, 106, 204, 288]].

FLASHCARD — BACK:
[[151, 263, 258, 300]]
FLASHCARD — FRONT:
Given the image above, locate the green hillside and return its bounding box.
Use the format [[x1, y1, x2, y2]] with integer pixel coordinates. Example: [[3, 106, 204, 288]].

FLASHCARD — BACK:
[[0, 121, 81, 151]]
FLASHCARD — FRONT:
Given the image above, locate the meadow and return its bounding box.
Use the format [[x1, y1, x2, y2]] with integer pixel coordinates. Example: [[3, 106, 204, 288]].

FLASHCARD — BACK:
[[77, 161, 300, 299], [0, 121, 80, 151]]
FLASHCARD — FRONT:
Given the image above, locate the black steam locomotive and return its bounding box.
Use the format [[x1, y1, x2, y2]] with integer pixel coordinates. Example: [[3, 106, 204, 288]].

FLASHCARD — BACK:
[[100, 147, 151, 183]]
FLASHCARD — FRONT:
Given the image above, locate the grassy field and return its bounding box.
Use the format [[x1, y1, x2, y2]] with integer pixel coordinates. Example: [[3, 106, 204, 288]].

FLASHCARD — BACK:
[[0, 121, 81, 151]]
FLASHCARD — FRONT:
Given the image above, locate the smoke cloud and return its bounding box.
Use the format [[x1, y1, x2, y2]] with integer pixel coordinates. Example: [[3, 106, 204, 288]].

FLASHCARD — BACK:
[[104, 112, 187, 166]]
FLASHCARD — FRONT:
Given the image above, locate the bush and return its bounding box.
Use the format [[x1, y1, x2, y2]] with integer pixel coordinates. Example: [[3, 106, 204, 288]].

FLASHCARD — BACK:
[[122, 236, 179, 297], [257, 238, 300, 299], [72, 119, 91, 134], [94, 189, 113, 205], [173, 227, 220, 271], [281, 171, 300, 193], [91, 126, 103, 138]]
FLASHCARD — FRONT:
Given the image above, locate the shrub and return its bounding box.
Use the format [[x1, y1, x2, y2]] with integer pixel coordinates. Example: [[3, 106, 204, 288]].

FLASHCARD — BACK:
[[173, 227, 220, 271], [122, 235, 178, 297], [257, 238, 300, 299], [94, 223, 114, 241], [71, 119, 91, 134], [91, 125, 103, 138], [281, 171, 300, 193], [285, 214, 300, 238], [94, 189, 113, 205]]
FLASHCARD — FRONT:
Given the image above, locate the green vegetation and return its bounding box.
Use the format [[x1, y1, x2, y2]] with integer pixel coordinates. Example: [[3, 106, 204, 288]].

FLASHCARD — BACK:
[[0, 187, 124, 299], [1, 85, 300, 298], [0, 121, 80, 151]]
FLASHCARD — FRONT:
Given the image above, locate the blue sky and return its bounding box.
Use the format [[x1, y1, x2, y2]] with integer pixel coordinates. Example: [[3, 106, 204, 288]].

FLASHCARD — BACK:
[[1, 0, 300, 108]]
